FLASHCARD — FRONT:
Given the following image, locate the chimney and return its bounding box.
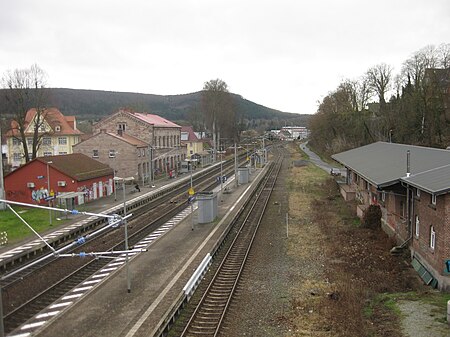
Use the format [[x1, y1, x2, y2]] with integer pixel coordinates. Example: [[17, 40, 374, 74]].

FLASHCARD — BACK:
[[406, 150, 411, 177]]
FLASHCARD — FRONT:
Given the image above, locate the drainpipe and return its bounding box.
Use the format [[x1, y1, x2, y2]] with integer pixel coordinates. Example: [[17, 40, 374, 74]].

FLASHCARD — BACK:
[[391, 151, 413, 253]]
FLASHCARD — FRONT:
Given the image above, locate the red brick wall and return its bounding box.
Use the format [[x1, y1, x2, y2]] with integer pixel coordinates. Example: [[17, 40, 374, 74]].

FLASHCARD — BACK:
[[411, 191, 448, 275]]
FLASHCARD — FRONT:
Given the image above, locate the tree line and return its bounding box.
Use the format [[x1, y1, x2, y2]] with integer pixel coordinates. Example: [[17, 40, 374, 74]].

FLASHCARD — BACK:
[[308, 43, 450, 155]]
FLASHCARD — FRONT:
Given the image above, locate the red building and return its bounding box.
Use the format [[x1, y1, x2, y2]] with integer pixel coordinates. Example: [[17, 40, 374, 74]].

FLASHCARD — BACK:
[[4, 153, 114, 206]]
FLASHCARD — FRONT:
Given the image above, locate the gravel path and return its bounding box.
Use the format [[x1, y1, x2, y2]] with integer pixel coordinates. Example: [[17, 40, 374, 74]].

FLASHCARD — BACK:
[[399, 300, 449, 337]]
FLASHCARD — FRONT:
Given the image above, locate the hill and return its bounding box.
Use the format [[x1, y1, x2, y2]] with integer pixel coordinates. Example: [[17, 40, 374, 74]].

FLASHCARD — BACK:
[[40, 88, 310, 127], [0, 88, 311, 131]]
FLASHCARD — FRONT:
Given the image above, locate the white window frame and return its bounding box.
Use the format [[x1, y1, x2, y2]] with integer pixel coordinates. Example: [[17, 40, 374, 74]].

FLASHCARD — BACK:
[[43, 151, 52, 156], [381, 191, 386, 202], [58, 151, 67, 155], [93, 149, 99, 158], [58, 137, 67, 145], [415, 215, 419, 237], [430, 226, 435, 250], [13, 153, 21, 161], [109, 150, 116, 158], [416, 188, 420, 198], [42, 137, 52, 145], [12, 138, 21, 146]]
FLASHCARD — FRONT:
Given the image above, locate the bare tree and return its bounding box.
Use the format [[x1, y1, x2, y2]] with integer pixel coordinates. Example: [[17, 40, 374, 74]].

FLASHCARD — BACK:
[[201, 79, 235, 160], [1, 64, 49, 162], [366, 63, 393, 108]]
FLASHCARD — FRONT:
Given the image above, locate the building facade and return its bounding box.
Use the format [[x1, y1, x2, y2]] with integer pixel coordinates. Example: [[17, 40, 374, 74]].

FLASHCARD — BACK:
[[332, 142, 450, 290], [78, 109, 184, 183], [4, 154, 114, 206], [73, 129, 150, 183], [5, 108, 83, 168]]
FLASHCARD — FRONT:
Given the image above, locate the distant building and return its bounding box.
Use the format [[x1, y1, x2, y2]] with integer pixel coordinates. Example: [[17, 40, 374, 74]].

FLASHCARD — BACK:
[[4, 154, 114, 205], [5, 108, 83, 168], [280, 126, 309, 140], [181, 126, 204, 159]]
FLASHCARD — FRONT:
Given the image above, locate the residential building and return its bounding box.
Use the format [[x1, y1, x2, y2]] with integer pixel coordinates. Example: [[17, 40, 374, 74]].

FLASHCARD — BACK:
[[80, 108, 184, 182], [5, 108, 83, 168], [181, 126, 204, 159], [332, 142, 450, 290], [4, 154, 114, 206]]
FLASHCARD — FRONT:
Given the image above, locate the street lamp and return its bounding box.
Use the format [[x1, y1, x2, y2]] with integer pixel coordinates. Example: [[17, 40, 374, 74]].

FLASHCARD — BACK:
[[46, 161, 53, 225], [113, 176, 134, 293]]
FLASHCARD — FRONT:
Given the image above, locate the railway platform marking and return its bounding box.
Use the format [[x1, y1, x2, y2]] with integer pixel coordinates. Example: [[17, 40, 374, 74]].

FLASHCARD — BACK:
[[72, 286, 93, 292], [21, 321, 46, 330], [49, 301, 73, 309], [61, 293, 83, 300], [35, 311, 59, 319]]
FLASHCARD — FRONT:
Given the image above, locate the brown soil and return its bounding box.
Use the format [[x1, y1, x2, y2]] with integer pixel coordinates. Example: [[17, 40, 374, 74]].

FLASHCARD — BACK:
[[223, 143, 428, 337]]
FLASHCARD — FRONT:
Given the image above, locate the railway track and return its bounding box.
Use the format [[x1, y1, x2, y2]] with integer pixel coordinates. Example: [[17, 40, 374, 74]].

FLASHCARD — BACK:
[[179, 153, 283, 337], [1, 155, 247, 335]]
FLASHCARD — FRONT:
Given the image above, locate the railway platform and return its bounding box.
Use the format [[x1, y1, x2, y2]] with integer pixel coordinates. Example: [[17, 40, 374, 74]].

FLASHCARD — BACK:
[[9, 166, 265, 337]]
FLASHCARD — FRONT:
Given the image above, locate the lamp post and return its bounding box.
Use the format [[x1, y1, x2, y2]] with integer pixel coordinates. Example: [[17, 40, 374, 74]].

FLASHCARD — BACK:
[[46, 161, 53, 225], [189, 161, 194, 231], [114, 176, 134, 293]]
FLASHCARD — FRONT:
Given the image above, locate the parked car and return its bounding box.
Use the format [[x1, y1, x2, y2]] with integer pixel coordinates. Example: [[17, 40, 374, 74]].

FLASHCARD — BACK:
[[330, 168, 341, 176]]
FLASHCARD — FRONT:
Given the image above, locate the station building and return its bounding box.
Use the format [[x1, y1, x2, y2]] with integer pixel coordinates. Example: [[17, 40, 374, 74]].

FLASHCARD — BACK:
[[332, 142, 450, 290]]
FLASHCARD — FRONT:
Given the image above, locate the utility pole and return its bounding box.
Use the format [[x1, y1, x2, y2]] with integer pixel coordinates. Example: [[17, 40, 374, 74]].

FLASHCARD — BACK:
[[234, 142, 238, 188], [0, 127, 5, 211]]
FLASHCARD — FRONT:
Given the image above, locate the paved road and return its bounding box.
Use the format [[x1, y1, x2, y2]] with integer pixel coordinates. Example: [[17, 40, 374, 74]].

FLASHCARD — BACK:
[[299, 142, 346, 178]]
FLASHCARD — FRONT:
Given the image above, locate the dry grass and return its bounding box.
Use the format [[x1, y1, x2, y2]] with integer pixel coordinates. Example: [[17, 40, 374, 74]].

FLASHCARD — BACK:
[[285, 142, 422, 337]]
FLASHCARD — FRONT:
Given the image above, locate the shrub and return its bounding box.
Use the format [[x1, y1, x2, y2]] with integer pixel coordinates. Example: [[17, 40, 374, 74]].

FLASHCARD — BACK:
[[362, 204, 382, 229]]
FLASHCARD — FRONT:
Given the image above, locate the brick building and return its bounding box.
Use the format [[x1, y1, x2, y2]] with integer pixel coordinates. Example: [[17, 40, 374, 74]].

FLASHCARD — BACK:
[[73, 130, 149, 184], [75, 109, 184, 183], [4, 154, 114, 206], [332, 142, 450, 290]]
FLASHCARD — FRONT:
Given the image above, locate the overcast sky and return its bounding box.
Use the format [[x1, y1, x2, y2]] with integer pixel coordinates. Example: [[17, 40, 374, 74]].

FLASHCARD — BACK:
[[1, 0, 449, 114]]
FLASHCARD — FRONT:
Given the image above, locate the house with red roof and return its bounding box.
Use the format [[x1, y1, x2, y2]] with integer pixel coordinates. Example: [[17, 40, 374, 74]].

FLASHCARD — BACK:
[[4, 154, 114, 205], [76, 109, 184, 183], [5, 108, 83, 168], [181, 126, 205, 159]]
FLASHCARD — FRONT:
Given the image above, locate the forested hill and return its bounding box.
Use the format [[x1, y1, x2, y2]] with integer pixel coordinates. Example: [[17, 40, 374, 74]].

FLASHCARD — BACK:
[[34, 88, 310, 127]]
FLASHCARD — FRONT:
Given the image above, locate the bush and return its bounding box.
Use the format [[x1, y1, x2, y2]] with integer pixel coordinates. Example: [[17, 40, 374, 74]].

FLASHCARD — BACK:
[[362, 204, 382, 229]]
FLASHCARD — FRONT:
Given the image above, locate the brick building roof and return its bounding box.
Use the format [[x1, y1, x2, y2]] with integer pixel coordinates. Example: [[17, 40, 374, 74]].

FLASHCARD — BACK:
[[35, 154, 113, 181]]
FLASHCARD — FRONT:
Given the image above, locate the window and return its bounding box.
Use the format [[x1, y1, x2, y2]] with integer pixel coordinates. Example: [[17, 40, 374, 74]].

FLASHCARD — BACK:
[[416, 188, 420, 198], [381, 191, 386, 202], [415, 215, 419, 237], [58, 151, 67, 155], [109, 150, 116, 158], [43, 151, 52, 156], [27, 138, 33, 146], [400, 200, 405, 218], [93, 149, 99, 158], [43, 137, 52, 145], [431, 194, 436, 206], [13, 153, 21, 161], [430, 226, 435, 250], [12, 138, 21, 146], [117, 123, 126, 131], [55, 125, 61, 132], [58, 137, 67, 145]]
